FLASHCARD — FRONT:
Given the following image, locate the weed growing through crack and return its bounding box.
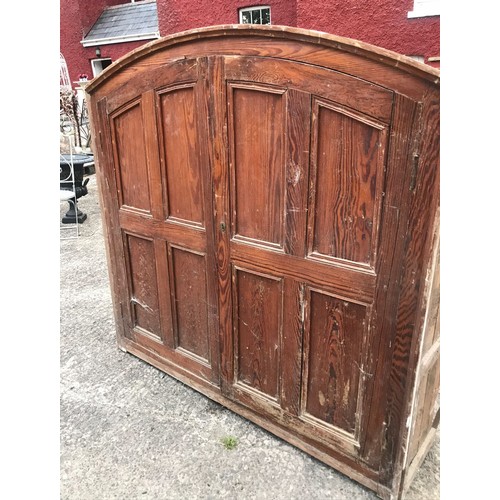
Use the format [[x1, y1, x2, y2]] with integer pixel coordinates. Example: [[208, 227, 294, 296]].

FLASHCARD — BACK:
[[221, 435, 238, 450]]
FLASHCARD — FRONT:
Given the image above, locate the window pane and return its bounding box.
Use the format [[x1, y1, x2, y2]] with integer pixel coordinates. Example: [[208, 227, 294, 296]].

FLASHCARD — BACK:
[[241, 11, 251, 24], [252, 10, 261, 24], [262, 8, 270, 24]]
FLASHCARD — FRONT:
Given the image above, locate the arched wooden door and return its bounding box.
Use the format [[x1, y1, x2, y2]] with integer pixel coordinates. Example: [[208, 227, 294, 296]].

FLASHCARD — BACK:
[[87, 26, 439, 498]]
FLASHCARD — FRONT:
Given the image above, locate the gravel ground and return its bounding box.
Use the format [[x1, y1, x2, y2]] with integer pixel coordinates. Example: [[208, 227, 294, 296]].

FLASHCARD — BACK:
[[60, 175, 439, 499]]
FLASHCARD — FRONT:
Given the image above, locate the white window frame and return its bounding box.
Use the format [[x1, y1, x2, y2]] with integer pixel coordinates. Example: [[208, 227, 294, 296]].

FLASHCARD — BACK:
[[91, 58, 112, 78], [408, 0, 440, 18], [239, 6, 271, 25]]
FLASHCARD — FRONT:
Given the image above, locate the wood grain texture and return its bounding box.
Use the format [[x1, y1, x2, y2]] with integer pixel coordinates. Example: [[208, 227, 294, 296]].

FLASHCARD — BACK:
[[196, 56, 221, 386], [100, 58, 220, 385], [170, 246, 210, 362], [159, 84, 205, 225], [125, 233, 161, 338], [309, 99, 386, 266], [422, 242, 440, 355], [234, 268, 283, 401], [280, 279, 305, 414], [118, 211, 207, 252], [224, 56, 393, 122], [229, 84, 285, 247], [361, 95, 419, 466], [111, 101, 151, 213], [141, 90, 164, 221], [120, 335, 388, 497], [87, 27, 440, 499], [153, 239, 174, 348], [302, 289, 366, 436], [86, 27, 439, 103], [92, 97, 131, 348], [284, 89, 310, 257], [209, 56, 234, 391], [358, 93, 423, 470], [406, 357, 439, 466], [381, 87, 440, 495], [230, 243, 376, 305], [104, 58, 199, 113]]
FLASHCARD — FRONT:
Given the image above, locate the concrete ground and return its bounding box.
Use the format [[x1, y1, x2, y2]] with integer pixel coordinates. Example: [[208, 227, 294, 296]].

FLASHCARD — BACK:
[[60, 174, 439, 499]]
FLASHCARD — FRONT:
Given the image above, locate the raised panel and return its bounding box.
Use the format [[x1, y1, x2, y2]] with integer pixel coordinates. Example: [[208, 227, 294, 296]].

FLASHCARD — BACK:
[[112, 101, 151, 213], [303, 289, 367, 436], [229, 85, 285, 248], [309, 100, 387, 267], [234, 268, 283, 401], [170, 246, 210, 362], [125, 233, 160, 338], [159, 85, 204, 226]]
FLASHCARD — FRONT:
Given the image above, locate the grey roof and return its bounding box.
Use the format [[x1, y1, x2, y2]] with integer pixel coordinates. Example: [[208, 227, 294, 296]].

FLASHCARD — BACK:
[[83, 1, 159, 45]]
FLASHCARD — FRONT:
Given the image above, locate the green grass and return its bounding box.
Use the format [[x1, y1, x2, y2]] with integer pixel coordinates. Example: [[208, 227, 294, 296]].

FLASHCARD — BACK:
[[221, 435, 238, 450]]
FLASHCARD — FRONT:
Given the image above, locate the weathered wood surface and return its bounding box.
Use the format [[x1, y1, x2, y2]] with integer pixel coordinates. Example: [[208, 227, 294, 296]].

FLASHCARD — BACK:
[[87, 25, 440, 500]]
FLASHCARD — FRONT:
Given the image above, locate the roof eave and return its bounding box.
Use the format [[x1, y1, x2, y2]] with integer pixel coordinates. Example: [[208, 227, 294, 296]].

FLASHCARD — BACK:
[[81, 32, 160, 47]]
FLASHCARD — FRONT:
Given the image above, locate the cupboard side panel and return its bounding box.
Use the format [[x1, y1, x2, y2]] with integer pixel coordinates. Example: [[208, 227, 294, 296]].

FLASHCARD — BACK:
[[381, 87, 440, 493]]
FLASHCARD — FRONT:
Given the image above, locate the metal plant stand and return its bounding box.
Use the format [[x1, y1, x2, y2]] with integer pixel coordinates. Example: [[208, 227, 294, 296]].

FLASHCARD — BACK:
[[60, 154, 93, 224]]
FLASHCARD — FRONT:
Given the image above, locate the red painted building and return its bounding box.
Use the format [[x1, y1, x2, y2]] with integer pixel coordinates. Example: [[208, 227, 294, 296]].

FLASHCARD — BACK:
[[61, 0, 439, 87]]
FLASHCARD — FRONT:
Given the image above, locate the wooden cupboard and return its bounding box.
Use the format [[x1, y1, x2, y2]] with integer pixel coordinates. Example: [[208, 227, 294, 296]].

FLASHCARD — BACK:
[[86, 25, 440, 499]]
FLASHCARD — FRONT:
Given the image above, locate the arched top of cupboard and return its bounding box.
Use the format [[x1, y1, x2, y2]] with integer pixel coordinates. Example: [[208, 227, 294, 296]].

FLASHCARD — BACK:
[[85, 24, 439, 101]]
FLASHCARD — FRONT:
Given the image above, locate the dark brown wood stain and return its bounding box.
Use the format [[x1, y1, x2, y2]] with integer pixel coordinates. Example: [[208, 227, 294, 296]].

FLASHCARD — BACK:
[[87, 25, 439, 500]]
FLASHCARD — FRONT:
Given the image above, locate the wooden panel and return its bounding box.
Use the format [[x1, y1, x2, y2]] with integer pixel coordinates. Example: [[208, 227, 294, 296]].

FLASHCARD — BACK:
[[378, 89, 440, 488], [111, 101, 151, 213], [302, 289, 366, 436], [87, 29, 436, 105], [359, 95, 422, 468], [118, 211, 207, 253], [234, 268, 283, 401], [170, 246, 210, 362], [159, 85, 205, 226], [229, 85, 285, 248], [280, 279, 304, 414], [224, 56, 394, 122], [125, 233, 160, 338], [209, 56, 234, 391], [142, 90, 165, 221], [407, 357, 440, 465], [104, 58, 199, 113], [309, 100, 386, 266], [231, 242, 376, 305], [284, 89, 311, 257], [422, 243, 440, 354], [87, 27, 440, 499]]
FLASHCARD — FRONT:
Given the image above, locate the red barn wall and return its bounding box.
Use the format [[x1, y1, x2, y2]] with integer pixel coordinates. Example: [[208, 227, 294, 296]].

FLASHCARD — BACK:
[[62, 0, 439, 87], [296, 0, 439, 63], [158, 0, 297, 34], [60, 0, 131, 86], [156, 0, 438, 63], [157, 0, 296, 34]]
